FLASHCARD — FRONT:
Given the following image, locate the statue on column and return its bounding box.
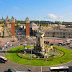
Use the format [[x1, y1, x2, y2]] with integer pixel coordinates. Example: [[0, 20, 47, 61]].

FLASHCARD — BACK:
[[34, 27, 45, 52]]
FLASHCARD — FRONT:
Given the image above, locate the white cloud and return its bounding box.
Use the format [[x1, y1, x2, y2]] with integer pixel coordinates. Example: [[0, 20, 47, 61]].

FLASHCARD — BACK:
[[48, 14, 57, 19], [48, 14, 64, 19], [13, 6, 19, 10]]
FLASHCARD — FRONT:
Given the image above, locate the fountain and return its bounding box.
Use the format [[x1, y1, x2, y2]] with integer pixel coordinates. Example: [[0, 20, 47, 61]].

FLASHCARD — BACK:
[[21, 27, 59, 59]]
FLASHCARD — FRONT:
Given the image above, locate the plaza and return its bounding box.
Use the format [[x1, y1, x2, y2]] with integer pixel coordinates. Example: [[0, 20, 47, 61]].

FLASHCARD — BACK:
[[0, 36, 72, 72]]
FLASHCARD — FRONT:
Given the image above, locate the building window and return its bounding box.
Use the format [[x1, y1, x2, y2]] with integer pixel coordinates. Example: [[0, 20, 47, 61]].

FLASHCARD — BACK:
[[60, 32, 62, 34], [48, 32, 49, 34], [63, 33, 65, 35], [57, 32, 59, 34], [53, 32, 55, 34]]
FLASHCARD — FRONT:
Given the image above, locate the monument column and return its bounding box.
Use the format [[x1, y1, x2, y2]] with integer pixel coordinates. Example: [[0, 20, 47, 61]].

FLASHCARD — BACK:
[[11, 17, 15, 38], [25, 17, 30, 37]]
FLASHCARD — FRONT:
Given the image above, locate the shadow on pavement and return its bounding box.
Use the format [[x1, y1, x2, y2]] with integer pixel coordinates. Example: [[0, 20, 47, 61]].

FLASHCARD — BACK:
[[0, 51, 7, 53], [69, 66, 72, 72], [4, 71, 8, 72]]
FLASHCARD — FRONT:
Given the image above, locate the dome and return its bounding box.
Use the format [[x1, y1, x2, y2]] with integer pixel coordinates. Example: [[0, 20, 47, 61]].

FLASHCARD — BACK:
[[25, 17, 30, 23], [30, 22, 37, 28]]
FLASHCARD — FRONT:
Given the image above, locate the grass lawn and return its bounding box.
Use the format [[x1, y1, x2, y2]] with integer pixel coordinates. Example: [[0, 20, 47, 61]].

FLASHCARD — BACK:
[[5, 46, 72, 66]]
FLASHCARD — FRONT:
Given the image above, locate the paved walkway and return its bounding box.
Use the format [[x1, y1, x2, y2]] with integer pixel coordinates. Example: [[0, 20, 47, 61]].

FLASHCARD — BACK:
[[0, 38, 18, 45]]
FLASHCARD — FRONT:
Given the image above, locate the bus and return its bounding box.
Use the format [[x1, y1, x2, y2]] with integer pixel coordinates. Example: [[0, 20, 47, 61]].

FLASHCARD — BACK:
[[50, 66, 69, 72]]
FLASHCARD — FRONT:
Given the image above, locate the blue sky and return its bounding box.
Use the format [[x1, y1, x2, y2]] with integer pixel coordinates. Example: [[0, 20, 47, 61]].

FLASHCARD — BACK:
[[0, 0, 72, 22]]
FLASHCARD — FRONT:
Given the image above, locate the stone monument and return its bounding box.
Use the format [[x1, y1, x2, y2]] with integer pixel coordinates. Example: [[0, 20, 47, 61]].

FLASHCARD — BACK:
[[34, 27, 45, 52]]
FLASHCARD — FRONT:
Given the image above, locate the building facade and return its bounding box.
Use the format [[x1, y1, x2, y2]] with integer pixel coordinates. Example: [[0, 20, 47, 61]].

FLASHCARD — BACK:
[[0, 16, 16, 28], [0, 26, 3, 37], [44, 28, 72, 38]]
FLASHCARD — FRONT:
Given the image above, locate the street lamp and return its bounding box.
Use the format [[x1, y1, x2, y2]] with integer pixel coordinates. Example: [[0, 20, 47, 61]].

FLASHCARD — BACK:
[[30, 45, 33, 65], [41, 66, 42, 72], [31, 47, 32, 65]]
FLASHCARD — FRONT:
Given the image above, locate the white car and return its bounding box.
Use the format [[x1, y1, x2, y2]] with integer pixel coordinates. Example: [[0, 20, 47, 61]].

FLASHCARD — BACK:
[[4, 45, 7, 46], [10, 44, 13, 46], [0, 56, 8, 63], [2, 47, 4, 50], [18, 44, 20, 46], [6, 42, 9, 44]]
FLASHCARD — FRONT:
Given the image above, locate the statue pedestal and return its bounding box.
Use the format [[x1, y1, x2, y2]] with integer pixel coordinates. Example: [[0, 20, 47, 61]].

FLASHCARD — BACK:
[[44, 53, 48, 59]]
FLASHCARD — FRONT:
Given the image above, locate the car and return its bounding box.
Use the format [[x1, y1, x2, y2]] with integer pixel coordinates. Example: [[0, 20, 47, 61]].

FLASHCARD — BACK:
[[2, 46, 6, 47], [18, 44, 20, 46], [65, 42, 71, 45], [6, 46, 8, 48], [7, 45, 10, 46], [0, 48, 3, 50], [0, 56, 8, 63], [8, 68, 14, 72], [16, 71, 28, 72], [5, 42, 9, 44], [20, 44, 23, 45], [0, 46, 3, 50], [50, 43, 54, 46], [58, 42, 66, 46], [10, 44, 13, 46], [4, 44, 7, 46], [50, 66, 69, 72], [44, 41, 49, 44]]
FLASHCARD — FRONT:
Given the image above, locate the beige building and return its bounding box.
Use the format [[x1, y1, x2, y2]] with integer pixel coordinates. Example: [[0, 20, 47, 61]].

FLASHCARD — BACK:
[[39, 24, 71, 38], [30, 22, 39, 30], [0, 16, 17, 28], [0, 26, 3, 37], [44, 28, 72, 38]]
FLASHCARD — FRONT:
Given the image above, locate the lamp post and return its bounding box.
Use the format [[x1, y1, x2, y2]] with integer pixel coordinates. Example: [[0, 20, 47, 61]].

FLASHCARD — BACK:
[[30, 45, 33, 65], [31, 47, 32, 65], [41, 66, 42, 72]]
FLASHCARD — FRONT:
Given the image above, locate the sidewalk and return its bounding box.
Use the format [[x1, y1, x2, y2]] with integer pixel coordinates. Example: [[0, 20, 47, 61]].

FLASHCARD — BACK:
[[0, 37, 18, 45]]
